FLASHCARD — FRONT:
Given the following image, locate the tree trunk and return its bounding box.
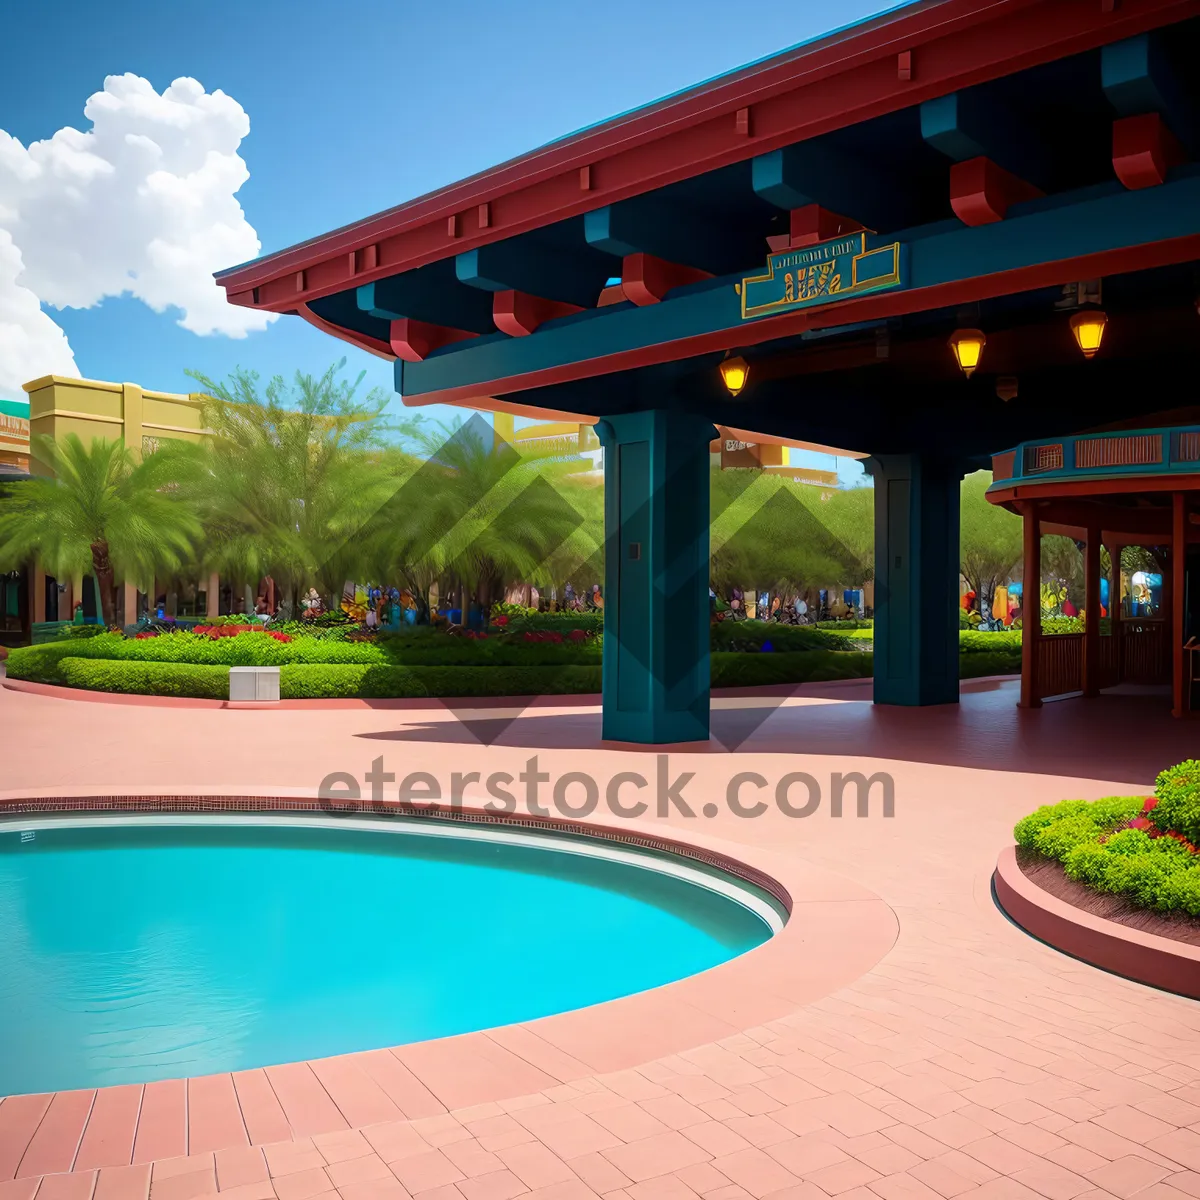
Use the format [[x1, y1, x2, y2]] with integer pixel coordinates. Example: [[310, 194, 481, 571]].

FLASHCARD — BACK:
[[90, 540, 118, 628]]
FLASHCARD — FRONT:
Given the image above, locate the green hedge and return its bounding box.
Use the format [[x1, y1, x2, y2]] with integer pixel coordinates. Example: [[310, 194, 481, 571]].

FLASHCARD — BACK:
[[959, 650, 1022, 678], [711, 650, 872, 686], [1015, 794, 1200, 916], [959, 630, 1022, 653], [7, 630, 602, 669], [280, 664, 605, 699], [59, 658, 230, 699], [1155, 761, 1200, 846], [6, 641, 89, 684], [494, 611, 604, 634], [711, 620, 842, 653], [8, 638, 1020, 699]]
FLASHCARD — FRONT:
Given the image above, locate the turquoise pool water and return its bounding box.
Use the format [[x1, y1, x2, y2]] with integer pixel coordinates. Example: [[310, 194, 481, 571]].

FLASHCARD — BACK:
[[0, 817, 775, 1094]]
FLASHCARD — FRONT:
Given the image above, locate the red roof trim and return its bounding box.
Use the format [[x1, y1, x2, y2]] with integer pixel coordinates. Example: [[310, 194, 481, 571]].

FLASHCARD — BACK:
[[217, 0, 1199, 308], [399, 230, 1200, 407]]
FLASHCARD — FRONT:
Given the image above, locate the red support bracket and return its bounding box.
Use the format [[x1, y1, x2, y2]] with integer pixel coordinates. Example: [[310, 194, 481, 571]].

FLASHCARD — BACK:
[[296, 303, 395, 360], [620, 253, 713, 306], [493, 290, 584, 336], [787, 205, 865, 247], [949, 157, 1043, 226], [388, 317, 476, 362], [1112, 112, 1186, 190]]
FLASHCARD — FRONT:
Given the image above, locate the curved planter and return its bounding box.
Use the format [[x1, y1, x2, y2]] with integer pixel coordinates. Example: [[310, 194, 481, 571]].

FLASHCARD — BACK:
[[993, 844, 1200, 1000]]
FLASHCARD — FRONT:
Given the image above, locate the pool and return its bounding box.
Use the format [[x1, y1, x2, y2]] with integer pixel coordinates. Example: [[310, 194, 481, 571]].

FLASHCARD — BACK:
[[0, 814, 780, 1095]]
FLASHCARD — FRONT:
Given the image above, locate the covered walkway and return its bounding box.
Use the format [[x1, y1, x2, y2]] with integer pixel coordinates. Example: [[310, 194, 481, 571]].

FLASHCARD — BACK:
[[991, 422, 1200, 716]]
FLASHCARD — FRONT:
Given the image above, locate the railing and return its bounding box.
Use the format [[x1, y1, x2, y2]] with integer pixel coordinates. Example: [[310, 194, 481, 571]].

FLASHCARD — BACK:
[[1121, 619, 1169, 683], [1037, 632, 1082, 700], [1097, 632, 1121, 690], [990, 424, 1200, 489]]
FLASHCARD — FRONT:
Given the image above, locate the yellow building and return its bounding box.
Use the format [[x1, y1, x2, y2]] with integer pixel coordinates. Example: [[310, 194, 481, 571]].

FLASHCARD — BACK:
[[0, 398, 30, 475], [18, 375, 215, 631], [23, 375, 208, 471]]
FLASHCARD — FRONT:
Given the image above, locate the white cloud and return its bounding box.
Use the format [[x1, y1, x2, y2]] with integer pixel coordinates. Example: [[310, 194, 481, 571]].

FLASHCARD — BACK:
[[0, 73, 276, 399], [0, 231, 80, 387]]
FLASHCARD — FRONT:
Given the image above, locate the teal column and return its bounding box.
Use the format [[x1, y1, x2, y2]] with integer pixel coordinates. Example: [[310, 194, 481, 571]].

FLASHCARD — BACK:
[[868, 454, 963, 706], [595, 410, 715, 743]]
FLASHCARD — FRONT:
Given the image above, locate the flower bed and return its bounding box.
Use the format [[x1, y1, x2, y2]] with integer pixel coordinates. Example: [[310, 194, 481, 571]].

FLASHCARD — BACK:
[[5, 615, 1022, 699], [1013, 764, 1200, 918]]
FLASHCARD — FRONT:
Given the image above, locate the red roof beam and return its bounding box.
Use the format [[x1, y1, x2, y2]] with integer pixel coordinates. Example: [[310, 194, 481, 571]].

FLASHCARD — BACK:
[[216, 0, 1200, 308]]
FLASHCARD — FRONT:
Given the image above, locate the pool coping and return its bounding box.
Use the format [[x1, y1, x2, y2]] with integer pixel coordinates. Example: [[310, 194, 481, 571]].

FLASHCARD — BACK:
[[0, 790, 899, 1170]]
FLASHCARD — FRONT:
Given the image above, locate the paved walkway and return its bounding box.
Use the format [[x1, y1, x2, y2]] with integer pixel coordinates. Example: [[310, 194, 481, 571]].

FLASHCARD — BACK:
[[2, 676, 1200, 1200]]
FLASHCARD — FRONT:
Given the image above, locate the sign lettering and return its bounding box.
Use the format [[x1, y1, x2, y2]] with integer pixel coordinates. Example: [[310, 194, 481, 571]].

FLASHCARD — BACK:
[[739, 232, 907, 321]]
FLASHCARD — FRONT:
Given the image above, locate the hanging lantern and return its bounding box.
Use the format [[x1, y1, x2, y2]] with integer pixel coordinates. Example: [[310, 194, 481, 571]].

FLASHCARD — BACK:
[[1069, 309, 1107, 358], [948, 329, 986, 377], [719, 355, 749, 396]]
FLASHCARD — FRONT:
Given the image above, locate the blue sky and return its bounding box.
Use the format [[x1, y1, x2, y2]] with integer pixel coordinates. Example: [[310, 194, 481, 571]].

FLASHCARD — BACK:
[[1, 0, 886, 482]]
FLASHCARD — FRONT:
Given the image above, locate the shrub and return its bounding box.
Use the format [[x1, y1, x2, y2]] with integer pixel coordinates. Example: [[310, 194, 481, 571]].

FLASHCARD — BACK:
[[959, 630, 1022, 653], [5, 641, 92, 684], [1015, 793, 1199, 917], [279, 664, 428, 699], [711, 650, 871, 686], [711, 619, 842, 653], [958, 650, 1021, 678], [494, 610, 604, 634], [279, 663, 603, 699], [1154, 760, 1200, 845], [58, 658, 230, 699], [52, 624, 107, 640]]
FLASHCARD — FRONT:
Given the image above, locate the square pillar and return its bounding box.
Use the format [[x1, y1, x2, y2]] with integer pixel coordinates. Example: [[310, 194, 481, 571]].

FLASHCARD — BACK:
[[32, 566, 46, 624], [206, 572, 220, 618], [1020, 503, 1042, 708], [1106, 541, 1123, 681], [122, 581, 138, 628], [1083, 528, 1102, 697], [1172, 492, 1186, 717], [867, 454, 962, 706], [595, 410, 715, 743]]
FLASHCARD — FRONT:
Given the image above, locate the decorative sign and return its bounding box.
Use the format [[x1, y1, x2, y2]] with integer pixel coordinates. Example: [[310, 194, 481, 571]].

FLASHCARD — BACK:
[[739, 232, 907, 321]]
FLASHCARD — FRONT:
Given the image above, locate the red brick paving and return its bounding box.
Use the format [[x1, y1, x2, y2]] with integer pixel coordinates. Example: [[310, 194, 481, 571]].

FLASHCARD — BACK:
[[3, 676, 1200, 1199]]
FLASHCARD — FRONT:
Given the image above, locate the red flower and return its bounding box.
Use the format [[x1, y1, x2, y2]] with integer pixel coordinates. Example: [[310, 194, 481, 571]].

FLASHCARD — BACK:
[[494, 615, 509, 626]]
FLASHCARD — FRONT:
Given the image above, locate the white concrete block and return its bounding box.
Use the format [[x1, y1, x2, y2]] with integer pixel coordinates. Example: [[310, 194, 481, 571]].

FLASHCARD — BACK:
[[229, 666, 280, 702]]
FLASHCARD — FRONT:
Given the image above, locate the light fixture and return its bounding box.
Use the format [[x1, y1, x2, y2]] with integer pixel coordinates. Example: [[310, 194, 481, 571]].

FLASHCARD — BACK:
[[720, 354, 749, 397], [1069, 309, 1107, 358], [948, 328, 986, 377], [996, 376, 1019, 402]]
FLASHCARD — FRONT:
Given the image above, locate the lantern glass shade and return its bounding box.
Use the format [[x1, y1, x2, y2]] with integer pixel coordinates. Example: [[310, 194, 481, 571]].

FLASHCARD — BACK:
[[949, 329, 986, 377], [720, 355, 749, 396], [1070, 309, 1107, 358]]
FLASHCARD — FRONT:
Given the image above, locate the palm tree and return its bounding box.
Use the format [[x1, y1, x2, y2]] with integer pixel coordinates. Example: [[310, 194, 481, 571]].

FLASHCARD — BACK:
[[0, 434, 202, 627], [367, 414, 595, 620], [186, 361, 423, 614]]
